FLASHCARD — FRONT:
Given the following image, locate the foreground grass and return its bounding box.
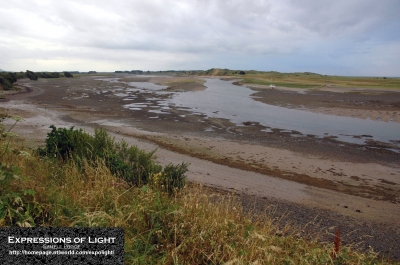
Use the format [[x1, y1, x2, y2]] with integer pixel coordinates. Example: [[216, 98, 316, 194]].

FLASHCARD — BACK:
[[0, 129, 396, 264]]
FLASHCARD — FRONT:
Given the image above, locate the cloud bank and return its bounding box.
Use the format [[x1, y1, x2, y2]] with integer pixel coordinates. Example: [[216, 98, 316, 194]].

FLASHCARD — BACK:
[[1, 0, 399, 76]]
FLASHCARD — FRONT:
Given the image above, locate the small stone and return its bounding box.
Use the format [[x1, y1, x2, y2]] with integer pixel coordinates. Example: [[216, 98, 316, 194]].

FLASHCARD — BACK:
[[275, 230, 283, 236], [356, 209, 361, 213]]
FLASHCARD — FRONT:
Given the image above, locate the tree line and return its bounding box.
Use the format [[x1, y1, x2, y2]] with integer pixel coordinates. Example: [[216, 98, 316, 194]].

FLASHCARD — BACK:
[[0, 71, 73, 90]]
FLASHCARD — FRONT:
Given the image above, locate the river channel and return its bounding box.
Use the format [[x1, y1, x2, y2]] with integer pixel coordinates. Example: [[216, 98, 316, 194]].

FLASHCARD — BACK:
[[119, 78, 400, 148]]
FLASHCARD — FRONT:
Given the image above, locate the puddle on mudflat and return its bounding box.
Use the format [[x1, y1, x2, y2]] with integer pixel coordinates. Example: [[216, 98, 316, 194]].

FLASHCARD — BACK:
[[261, 128, 273, 133], [114, 93, 130, 97], [148, 110, 171, 114], [127, 82, 166, 91]]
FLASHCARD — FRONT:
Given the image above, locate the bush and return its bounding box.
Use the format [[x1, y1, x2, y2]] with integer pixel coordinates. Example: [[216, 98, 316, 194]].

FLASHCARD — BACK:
[[37, 126, 187, 193], [26, 70, 38, 81], [0, 76, 10, 90], [38, 125, 91, 160], [0, 72, 21, 90], [36, 72, 61, 78], [160, 163, 187, 194], [63, 72, 73, 78]]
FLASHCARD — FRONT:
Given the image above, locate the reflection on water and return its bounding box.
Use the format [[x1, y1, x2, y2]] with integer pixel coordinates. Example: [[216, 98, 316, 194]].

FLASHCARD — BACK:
[[169, 78, 400, 146]]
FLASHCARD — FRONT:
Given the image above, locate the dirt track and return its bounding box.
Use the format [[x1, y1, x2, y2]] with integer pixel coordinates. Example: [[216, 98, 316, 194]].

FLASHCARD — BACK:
[[1, 75, 400, 259]]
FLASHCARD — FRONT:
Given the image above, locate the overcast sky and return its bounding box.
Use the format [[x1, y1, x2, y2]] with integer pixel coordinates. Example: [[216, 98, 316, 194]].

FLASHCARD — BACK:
[[1, 0, 399, 76]]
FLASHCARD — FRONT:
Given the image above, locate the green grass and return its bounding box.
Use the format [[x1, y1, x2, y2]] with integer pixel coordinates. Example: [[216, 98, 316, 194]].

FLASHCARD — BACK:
[[197, 68, 400, 90], [242, 78, 321, 88], [0, 113, 398, 264]]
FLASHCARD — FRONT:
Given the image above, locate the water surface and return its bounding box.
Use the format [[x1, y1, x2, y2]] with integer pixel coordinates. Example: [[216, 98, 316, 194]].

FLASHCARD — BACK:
[[168, 78, 400, 146]]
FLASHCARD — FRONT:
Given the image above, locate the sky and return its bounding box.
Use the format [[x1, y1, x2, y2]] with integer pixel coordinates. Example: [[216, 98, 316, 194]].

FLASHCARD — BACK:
[[1, 0, 400, 76]]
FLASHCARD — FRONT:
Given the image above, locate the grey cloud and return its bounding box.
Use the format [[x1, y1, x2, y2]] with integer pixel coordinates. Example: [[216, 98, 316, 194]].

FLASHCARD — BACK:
[[1, 0, 399, 75], [280, 0, 400, 39]]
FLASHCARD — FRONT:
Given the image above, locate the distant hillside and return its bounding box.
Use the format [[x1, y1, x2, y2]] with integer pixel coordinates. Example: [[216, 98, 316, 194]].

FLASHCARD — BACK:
[[0, 68, 4, 72]]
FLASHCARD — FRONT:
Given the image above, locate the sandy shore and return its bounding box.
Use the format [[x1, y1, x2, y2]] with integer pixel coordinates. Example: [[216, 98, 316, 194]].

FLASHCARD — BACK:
[[1, 75, 400, 259]]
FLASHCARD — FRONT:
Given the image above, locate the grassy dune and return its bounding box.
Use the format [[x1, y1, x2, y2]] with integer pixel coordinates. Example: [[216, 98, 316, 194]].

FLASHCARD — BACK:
[[243, 72, 400, 89], [0, 114, 397, 264], [198, 68, 400, 90]]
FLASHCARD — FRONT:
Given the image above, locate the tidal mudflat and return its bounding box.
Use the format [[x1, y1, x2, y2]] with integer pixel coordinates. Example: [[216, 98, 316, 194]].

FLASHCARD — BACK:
[[2, 74, 400, 259]]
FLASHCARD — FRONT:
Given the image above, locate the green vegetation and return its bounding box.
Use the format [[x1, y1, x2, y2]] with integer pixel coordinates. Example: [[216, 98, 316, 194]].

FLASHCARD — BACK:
[[29, 71, 69, 79], [25, 70, 38, 81], [37, 125, 187, 194], [238, 71, 400, 89], [0, 113, 397, 264], [63, 71, 73, 78], [35, 72, 61, 78], [0, 70, 72, 91], [250, 72, 399, 89], [179, 68, 400, 89], [0, 72, 25, 90], [242, 78, 321, 89]]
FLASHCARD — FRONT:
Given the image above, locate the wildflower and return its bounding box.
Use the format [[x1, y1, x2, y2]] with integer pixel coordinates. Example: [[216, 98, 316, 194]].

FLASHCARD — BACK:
[[18, 151, 30, 157]]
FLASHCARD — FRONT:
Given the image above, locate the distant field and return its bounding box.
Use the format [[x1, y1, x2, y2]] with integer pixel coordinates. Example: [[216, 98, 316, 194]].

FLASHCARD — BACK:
[[196, 69, 400, 89], [239, 72, 400, 89], [242, 78, 321, 89]]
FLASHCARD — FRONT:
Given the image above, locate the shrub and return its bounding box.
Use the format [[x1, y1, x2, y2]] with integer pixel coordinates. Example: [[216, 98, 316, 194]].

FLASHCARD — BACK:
[[36, 72, 61, 78], [0, 72, 21, 90], [40, 125, 94, 161], [160, 163, 187, 194], [26, 70, 38, 81], [0, 76, 10, 90], [37, 126, 187, 192], [63, 72, 73, 78]]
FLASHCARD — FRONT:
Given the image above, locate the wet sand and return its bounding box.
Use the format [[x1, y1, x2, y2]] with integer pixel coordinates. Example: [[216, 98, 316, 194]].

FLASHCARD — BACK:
[[1, 75, 400, 259]]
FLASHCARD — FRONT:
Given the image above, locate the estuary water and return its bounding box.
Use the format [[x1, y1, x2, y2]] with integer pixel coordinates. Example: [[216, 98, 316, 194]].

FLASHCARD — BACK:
[[168, 78, 400, 147]]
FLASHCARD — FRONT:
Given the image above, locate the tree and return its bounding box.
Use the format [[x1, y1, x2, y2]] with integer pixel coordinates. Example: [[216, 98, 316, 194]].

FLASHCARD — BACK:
[[64, 72, 73, 78], [0, 72, 21, 90], [26, 70, 38, 81]]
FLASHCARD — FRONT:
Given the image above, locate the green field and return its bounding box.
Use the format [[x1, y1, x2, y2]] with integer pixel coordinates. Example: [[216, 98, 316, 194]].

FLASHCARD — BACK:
[[245, 72, 400, 89], [195, 69, 400, 90]]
